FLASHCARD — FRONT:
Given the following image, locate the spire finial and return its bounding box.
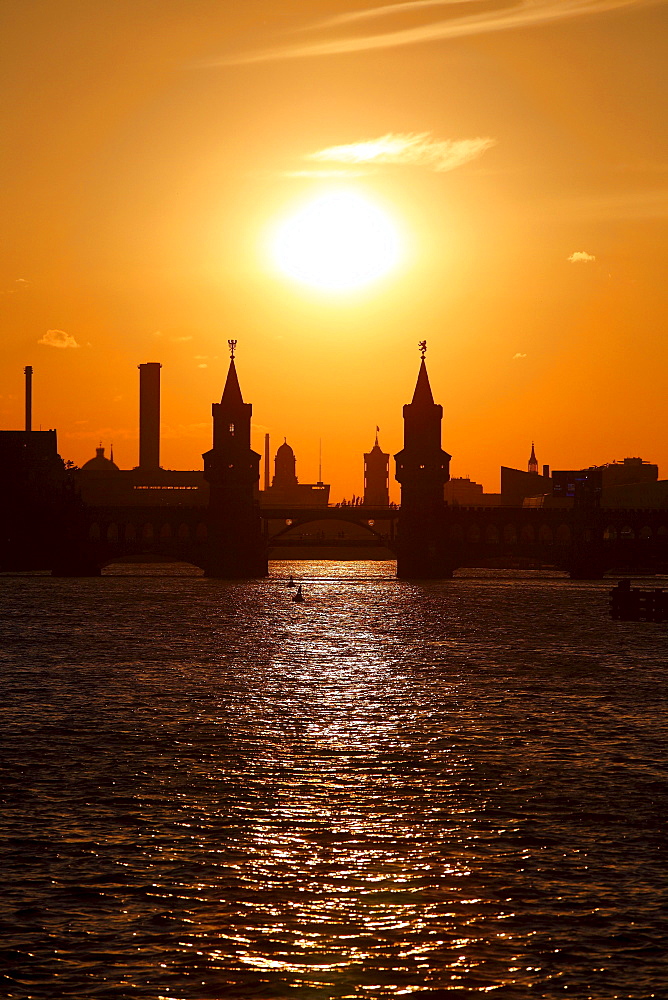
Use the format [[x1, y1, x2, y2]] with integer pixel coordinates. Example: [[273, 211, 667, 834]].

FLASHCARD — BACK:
[[228, 339, 237, 360], [418, 340, 427, 360]]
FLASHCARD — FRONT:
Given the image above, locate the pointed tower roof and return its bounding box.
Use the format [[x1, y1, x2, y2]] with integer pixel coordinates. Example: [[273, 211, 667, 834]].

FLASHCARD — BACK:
[[411, 358, 435, 406], [220, 358, 244, 406], [529, 441, 537, 463]]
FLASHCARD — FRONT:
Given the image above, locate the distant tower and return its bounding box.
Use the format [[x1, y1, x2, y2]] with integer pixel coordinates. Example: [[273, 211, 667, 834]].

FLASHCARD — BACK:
[[528, 441, 538, 474], [202, 342, 267, 577], [264, 433, 270, 492], [138, 362, 161, 470], [273, 440, 298, 488], [394, 342, 451, 578], [24, 366, 33, 432], [364, 429, 390, 506]]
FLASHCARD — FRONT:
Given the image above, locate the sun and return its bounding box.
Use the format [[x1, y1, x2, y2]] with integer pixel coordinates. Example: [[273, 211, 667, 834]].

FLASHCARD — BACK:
[[270, 190, 402, 292]]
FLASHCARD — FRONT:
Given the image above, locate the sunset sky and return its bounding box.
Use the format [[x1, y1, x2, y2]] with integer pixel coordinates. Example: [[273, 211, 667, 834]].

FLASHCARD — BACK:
[[1, 0, 666, 500]]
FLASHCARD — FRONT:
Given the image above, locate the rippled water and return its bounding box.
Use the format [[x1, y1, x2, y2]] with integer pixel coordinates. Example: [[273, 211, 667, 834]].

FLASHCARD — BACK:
[[1, 561, 667, 999]]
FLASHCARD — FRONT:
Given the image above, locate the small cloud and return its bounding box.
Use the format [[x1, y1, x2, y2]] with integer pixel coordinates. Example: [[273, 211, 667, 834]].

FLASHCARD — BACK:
[[513, 353, 527, 360], [568, 250, 596, 263], [38, 329, 80, 349], [308, 132, 496, 173], [170, 335, 192, 342], [153, 330, 163, 338], [0, 278, 30, 295], [197, 363, 208, 369]]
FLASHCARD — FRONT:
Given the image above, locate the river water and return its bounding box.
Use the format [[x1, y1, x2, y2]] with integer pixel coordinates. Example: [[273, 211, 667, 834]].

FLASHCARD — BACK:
[[1, 561, 667, 999]]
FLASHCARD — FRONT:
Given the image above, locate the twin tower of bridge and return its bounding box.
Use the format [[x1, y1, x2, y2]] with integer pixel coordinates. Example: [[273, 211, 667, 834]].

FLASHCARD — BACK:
[[205, 345, 451, 578]]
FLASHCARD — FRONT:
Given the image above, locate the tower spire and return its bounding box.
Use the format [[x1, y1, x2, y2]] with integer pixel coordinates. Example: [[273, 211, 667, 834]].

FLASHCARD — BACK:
[[528, 441, 538, 474]]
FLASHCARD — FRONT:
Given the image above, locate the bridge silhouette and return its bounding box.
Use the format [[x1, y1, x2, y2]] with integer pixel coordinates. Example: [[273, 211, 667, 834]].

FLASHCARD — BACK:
[[71, 502, 668, 577]]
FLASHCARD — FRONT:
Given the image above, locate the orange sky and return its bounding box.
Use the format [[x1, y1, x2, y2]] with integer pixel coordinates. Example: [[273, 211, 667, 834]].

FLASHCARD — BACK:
[[1, 0, 667, 501]]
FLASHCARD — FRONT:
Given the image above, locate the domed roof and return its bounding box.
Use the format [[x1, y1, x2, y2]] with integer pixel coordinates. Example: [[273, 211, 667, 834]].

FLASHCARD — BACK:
[[276, 439, 295, 456], [81, 446, 120, 472]]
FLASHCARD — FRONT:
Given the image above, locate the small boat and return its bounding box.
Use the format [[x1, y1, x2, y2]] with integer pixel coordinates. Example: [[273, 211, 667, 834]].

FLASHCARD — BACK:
[[292, 584, 304, 603], [287, 575, 295, 588]]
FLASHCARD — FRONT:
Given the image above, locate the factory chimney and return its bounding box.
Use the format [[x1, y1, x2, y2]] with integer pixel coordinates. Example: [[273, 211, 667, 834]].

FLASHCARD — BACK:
[[24, 366, 33, 431], [138, 362, 162, 469]]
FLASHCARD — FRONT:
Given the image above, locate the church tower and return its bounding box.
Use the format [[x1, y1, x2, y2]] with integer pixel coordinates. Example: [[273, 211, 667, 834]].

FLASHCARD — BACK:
[[394, 342, 451, 577], [202, 342, 267, 577], [364, 430, 390, 506], [528, 441, 538, 474]]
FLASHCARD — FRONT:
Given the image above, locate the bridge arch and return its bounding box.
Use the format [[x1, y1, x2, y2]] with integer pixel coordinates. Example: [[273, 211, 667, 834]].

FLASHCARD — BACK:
[[267, 507, 394, 550], [556, 523, 572, 544], [520, 524, 535, 544], [503, 524, 517, 544], [467, 523, 481, 544]]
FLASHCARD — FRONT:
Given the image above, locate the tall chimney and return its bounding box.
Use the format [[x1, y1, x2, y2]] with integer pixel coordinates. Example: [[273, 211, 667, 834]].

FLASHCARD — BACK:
[[138, 362, 161, 469], [24, 366, 33, 431], [264, 433, 270, 491]]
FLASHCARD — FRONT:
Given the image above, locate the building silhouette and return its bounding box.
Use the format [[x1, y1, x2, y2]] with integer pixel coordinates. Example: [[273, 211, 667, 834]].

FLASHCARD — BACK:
[[202, 344, 266, 577], [261, 439, 330, 506], [444, 476, 484, 505], [395, 346, 451, 577], [363, 430, 390, 506]]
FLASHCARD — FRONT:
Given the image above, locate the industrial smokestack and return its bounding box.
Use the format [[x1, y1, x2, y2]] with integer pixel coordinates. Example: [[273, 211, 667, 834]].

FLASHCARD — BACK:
[[138, 362, 161, 469], [264, 433, 270, 491], [24, 366, 33, 432]]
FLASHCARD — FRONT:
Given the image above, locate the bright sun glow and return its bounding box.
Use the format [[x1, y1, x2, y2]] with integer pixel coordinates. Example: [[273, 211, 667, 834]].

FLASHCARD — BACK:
[[270, 190, 402, 291]]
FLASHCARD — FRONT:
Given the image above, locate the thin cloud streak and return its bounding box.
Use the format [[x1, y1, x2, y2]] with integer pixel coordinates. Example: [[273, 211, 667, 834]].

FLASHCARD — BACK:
[[308, 133, 496, 172], [217, 0, 659, 65]]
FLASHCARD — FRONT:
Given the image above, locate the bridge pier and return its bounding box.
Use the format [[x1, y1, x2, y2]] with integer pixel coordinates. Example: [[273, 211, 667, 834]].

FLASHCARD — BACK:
[[396, 507, 455, 579]]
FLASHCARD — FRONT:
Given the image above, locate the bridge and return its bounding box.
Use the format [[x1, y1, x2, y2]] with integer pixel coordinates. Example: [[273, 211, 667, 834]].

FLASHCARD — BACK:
[[46, 502, 668, 576]]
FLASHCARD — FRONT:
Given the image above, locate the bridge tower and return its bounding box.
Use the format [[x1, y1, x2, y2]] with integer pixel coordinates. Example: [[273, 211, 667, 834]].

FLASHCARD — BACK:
[[203, 342, 267, 577], [394, 342, 451, 577]]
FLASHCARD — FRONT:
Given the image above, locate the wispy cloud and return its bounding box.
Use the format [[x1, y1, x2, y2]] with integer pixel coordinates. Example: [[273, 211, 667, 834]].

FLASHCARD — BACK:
[[308, 132, 495, 172], [216, 0, 657, 65], [38, 329, 80, 349], [0, 278, 29, 295], [284, 168, 369, 179], [513, 352, 528, 360], [568, 250, 596, 262]]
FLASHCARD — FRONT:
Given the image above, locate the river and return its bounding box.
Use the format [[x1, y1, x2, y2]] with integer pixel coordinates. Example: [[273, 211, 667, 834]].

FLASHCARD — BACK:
[[1, 562, 667, 999]]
